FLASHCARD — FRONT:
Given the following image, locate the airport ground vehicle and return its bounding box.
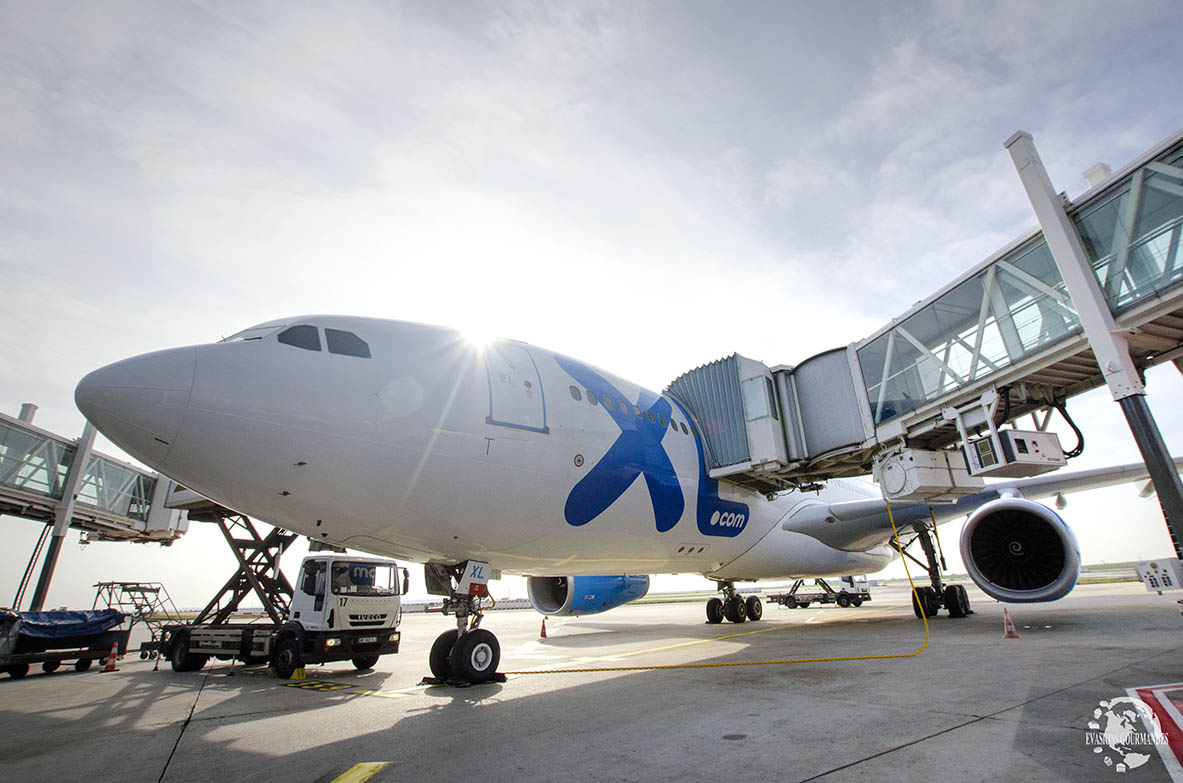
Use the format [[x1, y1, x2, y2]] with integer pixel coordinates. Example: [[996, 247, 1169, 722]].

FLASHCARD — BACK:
[[766, 576, 872, 609], [160, 555, 406, 678], [0, 609, 130, 678]]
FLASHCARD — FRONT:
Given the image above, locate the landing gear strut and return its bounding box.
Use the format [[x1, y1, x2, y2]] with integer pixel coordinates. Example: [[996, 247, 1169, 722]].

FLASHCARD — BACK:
[[892, 522, 972, 619], [706, 581, 761, 624], [424, 562, 502, 684]]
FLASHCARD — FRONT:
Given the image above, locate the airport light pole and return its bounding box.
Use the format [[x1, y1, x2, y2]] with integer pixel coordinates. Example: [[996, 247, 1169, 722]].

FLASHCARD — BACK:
[[1005, 131, 1183, 560]]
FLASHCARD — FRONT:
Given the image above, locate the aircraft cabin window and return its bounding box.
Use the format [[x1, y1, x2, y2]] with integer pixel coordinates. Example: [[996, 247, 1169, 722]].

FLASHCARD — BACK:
[[634, 405, 643, 419], [645, 410, 655, 423], [680, 422, 689, 435], [669, 418, 678, 430], [587, 390, 599, 406], [603, 395, 615, 411], [278, 325, 322, 351], [569, 385, 582, 402], [325, 328, 372, 358], [658, 414, 667, 427]]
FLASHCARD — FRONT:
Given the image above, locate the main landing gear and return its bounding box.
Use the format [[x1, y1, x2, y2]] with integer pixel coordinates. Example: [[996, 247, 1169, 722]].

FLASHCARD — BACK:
[[893, 522, 973, 620], [424, 563, 502, 685], [705, 581, 762, 625]]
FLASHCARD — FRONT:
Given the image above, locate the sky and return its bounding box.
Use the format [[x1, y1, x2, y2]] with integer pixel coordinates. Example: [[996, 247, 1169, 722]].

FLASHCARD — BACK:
[[2, 0, 1182, 609]]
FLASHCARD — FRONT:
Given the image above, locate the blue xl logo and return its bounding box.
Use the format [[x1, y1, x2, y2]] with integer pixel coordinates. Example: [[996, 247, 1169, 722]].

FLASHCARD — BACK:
[[555, 356, 684, 532]]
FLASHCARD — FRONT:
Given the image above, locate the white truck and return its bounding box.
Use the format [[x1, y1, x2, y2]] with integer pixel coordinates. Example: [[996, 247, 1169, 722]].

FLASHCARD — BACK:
[[162, 554, 406, 678], [766, 575, 872, 609]]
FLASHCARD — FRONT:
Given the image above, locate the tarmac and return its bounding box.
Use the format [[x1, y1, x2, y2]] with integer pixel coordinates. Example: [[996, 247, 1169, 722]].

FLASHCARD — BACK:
[[1, 582, 1180, 783]]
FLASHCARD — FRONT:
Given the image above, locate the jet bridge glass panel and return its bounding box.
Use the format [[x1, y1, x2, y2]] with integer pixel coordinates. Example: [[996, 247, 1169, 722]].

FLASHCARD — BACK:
[[75, 455, 156, 522], [1073, 141, 1183, 314], [858, 238, 1081, 425], [0, 419, 75, 500]]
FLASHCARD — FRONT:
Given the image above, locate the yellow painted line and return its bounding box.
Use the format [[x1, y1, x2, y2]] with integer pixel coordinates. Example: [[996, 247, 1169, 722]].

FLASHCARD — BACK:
[[331, 762, 389, 783]]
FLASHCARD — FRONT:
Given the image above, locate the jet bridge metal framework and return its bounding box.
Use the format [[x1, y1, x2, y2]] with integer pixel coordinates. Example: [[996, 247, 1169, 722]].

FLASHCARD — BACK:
[[1, 405, 189, 610], [668, 128, 1183, 556]]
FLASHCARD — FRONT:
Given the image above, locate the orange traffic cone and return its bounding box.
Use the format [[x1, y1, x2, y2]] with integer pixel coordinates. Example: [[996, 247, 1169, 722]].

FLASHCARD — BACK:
[[1002, 608, 1020, 639], [539, 617, 548, 639], [101, 641, 120, 672]]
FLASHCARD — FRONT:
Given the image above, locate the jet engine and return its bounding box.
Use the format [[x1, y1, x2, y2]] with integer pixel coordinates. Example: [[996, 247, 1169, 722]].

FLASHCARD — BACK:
[[959, 497, 1080, 603], [526, 575, 650, 616]]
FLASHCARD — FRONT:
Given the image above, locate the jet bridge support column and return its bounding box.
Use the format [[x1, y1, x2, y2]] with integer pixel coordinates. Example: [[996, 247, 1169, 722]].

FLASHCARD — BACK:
[[1006, 131, 1183, 559], [28, 423, 97, 611]]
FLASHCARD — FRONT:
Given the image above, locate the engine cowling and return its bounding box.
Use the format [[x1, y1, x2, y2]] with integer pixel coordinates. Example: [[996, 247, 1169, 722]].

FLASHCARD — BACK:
[[959, 497, 1081, 603], [526, 575, 650, 616]]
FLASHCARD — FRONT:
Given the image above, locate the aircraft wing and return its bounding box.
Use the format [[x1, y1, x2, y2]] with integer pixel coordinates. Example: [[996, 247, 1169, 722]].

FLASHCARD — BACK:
[[781, 458, 1183, 552]]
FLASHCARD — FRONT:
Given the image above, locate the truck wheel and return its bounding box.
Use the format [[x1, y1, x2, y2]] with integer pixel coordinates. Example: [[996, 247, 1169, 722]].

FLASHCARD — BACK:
[[798, 602, 810, 609], [42, 660, 60, 674], [351, 656, 380, 670], [785, 596, 798, 609], [745, 596, 763, 621], [836, 593, 851, 608], [74, 658, 93, 672], [7, 663, 29, 679], [171, 636, 209, 673], [852, 598, 863, 607], [429, 629, 460, 680], [450, 629, 500, 684], [270, 636, 301, 679], [705, 598, 725, 624]]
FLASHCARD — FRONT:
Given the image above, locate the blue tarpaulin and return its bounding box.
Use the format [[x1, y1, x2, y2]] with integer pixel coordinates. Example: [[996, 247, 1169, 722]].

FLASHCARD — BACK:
[[15, 609, 125, 639]]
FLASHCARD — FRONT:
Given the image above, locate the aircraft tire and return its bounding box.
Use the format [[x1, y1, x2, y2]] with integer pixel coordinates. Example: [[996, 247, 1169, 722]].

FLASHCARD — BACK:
[[724, 596, 747, 623], [450, 629, 500, 684], [745, 596, 763, 621], [429, 628, 460, 680], [911, 587, 939, 619], [944, 585, 970, 618], [957, 585, 971, 615], [705, 598, 725, 624]]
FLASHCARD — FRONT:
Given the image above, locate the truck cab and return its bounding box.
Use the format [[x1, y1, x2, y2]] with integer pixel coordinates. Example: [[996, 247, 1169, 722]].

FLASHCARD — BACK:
[[291, 555, 407, 632]]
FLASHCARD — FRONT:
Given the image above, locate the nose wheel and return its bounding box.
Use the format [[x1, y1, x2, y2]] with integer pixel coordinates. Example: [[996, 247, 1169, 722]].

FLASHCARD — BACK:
[[424, 562, 504, 685]]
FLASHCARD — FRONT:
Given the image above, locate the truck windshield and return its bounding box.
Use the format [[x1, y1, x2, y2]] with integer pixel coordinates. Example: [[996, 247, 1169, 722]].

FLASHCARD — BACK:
[[331, 562, 398, 596]]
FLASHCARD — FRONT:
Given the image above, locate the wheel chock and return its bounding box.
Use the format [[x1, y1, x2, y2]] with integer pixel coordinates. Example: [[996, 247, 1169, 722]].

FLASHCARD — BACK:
[[291, 666, 307, 680]]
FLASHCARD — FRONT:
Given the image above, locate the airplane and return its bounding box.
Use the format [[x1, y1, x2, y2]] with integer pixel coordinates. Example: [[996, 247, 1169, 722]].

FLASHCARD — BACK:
[[73, 315, 1172, 684]]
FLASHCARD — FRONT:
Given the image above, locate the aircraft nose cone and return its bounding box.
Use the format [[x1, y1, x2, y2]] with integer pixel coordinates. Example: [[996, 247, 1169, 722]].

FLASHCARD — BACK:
[[75, 347, 197, 468]]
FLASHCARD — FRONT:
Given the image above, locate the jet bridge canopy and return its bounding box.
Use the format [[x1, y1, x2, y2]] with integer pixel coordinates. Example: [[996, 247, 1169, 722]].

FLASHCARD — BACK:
[[667, 129, 1183, 493]]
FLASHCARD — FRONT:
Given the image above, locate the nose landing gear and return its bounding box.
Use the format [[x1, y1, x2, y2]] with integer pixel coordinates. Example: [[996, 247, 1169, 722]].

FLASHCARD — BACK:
[[424, 562, 504, 685]]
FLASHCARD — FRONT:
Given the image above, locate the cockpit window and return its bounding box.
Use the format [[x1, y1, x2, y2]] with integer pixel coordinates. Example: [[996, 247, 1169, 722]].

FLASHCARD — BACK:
[[221, 325, 285, 343], [325, 328, 371, 359], [278, 325, 321, 351]]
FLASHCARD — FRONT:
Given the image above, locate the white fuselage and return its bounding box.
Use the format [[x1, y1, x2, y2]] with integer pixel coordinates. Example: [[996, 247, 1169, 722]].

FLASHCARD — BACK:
[[76, 316, 895, 580]]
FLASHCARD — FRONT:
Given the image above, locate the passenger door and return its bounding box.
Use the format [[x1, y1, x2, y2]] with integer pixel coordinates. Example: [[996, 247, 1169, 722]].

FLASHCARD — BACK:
[[484, 340, 548, 433]]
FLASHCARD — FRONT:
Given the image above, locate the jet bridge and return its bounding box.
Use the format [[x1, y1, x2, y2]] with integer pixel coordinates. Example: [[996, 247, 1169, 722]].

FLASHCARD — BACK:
[[2, 405, 188, 611], [668, 129, 1183, 499]]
